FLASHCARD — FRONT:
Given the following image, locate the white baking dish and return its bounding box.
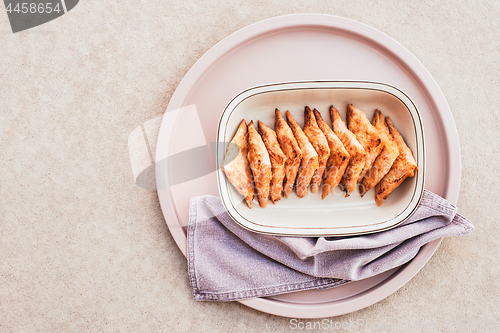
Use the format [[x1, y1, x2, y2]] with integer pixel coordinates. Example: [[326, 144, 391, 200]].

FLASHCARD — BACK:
[[216, 81, 424, 236]]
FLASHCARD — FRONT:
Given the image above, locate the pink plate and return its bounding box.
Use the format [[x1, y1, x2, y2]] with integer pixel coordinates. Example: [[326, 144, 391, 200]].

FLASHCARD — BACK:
[[156, 14, 460, 318]]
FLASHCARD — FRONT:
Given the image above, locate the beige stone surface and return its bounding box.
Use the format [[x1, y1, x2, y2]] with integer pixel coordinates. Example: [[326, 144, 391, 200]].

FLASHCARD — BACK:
[[1, 1, 499, 332]]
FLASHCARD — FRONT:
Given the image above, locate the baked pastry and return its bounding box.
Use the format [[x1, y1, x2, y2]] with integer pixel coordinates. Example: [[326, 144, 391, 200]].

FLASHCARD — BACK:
[[375, 117, 418, 206], [257, 120, 287, 204], [285, 110, 319, 198], [247, 121, 272, 208], [303, 106, 330, 194], [275, 109, 302, 198], [329, 106, 366, 197], [346, 104, 385, 183], [221, 119, 254, 208], [314, 109, 350, 199], [360, 110, 399, 197]]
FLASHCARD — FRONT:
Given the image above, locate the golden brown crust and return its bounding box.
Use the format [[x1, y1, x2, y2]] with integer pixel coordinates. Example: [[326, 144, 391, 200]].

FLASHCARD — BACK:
[[221, 119, 254, 208], [329, 106, 366, 197], [303, 106, 330, 194], [375, 117, 418, 206], [314, 109, 350, 199], [275, 109, 302, 198], [247, 121, 272, 208], [346, 104, 385, 183], [360, 110, 400, 196], [285, 110, 319, 198], [258, 120, 287, 204]]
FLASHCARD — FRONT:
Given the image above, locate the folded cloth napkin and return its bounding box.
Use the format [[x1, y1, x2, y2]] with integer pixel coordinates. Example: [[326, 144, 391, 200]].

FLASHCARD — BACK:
[[187, 190, 473, 301]]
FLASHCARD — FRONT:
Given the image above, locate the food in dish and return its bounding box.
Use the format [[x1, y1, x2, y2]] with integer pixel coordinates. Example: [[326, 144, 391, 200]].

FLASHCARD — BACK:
[[360, 110, 399, 197], [286, 110, 319, 198], [303, 106, 330, 194], [275, 109, 302, 199], [222, 105, 416, 207], [247, 121, 272, 208], [346, 104, 385, 183], [330, 106, 367, 197], [375, 117, 418, 206], [258, 120, 287, 204], [221, 119, 254, 208], [314, 109, 350, 199]]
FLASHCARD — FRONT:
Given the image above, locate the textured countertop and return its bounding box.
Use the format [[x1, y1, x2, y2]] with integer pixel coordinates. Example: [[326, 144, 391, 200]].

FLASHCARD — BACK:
[[1, 1, 499, 332]]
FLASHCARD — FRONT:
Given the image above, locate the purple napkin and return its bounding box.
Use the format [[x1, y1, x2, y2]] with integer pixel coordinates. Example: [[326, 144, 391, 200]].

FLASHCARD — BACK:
[[187, 190, 473, 301]]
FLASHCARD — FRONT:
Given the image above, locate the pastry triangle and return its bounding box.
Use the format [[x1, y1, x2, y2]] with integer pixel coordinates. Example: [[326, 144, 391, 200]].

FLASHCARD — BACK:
[[258, 120, 287, 204], [375, 117, 418, 206], [285, 110, 319, 198], [275, 109, 302, 198], [360, 110, 399, 197], [314, 109, 350, 199], [346, 104, 385, 183], [247, 121, 272, 208], [329, 106, 366, 197], [221, 119, 254, 208], [303, 106, 330, 194]]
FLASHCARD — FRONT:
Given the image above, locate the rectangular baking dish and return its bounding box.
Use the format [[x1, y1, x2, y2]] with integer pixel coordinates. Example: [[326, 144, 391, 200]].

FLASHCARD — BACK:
[[216, 81, 425, 236]]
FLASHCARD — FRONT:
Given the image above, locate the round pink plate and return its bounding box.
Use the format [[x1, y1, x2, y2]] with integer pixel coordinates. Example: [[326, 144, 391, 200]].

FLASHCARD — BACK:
[[156, 14, 460, 318]]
